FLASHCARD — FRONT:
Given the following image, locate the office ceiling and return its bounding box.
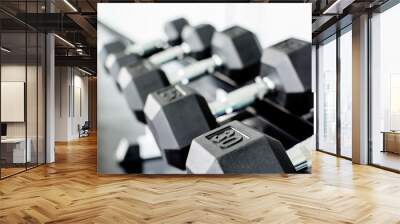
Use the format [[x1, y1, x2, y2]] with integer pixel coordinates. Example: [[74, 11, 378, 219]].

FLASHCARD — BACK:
[[1, 32, 44, 64], [0, 0, 99, 73], [0, 0, 393, 75]]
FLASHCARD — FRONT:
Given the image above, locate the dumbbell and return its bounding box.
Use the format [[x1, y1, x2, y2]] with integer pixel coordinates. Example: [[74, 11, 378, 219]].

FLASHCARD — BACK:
[[175, 25, 262, 84], [261, 38, 312, 115], [101, 17, 189, 78], [110, 23, 216, 83], [117, 26, 262, 123], [99, 39, 132, 70], [114, 139, 143, 173], [146, 24, 216, 66], [186, 121, 312, 174], [143, 41, 311, 169]]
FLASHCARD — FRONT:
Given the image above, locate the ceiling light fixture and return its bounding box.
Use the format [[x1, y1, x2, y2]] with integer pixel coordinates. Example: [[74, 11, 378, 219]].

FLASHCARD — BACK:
[[78, 67, 93, 76], [54, 34, 75, 48], [323, 0, 355, 15], [63, 0, 78, 12], [1, 47, 11, 53], [76, 48, 84, 55]]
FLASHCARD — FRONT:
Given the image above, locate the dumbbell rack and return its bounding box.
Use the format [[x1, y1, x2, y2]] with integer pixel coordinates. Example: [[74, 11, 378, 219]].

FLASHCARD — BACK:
[[100, 23, 313, 174], [190, 72, 314, 147], [138, 73, 313, 174]]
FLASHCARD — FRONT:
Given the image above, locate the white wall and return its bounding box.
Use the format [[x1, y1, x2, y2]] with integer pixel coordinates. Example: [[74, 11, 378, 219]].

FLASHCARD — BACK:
[[1, 82, 25, 122], [98, 3, 311, 48], [71, 74, 89, 138], [55, 66, 69, 141], [1, 65, 33, 138], [1, 65, 26, 128], [1, 63, 47, 164], [55, 67, 89, 141], [75, 74, 89, 122]]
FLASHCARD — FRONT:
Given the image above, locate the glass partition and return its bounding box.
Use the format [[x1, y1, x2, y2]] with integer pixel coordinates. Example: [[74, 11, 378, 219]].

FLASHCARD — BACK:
[[0, 1, 46, 179], [38, 32, 45, 165], [27, 30, 38, 169], [1, 30, 28, 177]]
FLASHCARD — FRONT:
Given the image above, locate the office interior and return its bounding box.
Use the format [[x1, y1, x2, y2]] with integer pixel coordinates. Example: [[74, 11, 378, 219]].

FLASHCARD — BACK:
[[0, 0, 97, 179], [0, 0, 399, 222], [315, 0, 400, 172]]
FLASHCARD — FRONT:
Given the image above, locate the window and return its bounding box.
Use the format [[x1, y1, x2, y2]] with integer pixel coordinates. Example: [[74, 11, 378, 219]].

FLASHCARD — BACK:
[[318, 36, 337, 154], [339, 28, 352, 158], [370, 3, 400, 171]]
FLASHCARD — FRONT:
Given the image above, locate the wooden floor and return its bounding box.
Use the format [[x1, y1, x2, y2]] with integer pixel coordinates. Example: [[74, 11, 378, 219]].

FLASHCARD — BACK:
[[1, 135, 400, 223], [1, 167, 26, 178], [373, 150, 400, 171]]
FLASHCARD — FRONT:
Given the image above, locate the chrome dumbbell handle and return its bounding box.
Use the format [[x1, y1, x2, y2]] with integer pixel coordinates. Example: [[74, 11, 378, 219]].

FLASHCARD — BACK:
[[105, 39, 166, 71], [209, 76, 275, 117], [126, 39, 167, 56], [173, 55, 223, 85], [148, 43, 190, 66]]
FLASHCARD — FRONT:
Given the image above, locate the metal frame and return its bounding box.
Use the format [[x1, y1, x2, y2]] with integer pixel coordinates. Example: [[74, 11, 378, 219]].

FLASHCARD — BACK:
[[336, 27, 341, 157], [25, 10, 28, 170], [0, 22, 2, 179], [44, 0, 47, 165], [367, 11, 373, 165], [315, 44, 320, 150]]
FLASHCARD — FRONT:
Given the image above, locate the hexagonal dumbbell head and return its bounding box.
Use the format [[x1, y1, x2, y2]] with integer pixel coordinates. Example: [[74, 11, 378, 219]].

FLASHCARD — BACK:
[[115, 139, 143, 173], [261, 38, 312, 115], [262, 38, 311, 93], [182, 24, 216, 59], [186, 121, 296, 174], [144, 84, 218, 169], [212, 26, 262, 71], [108, 42, 167, 80], [108, 53, 142, 80], [117, 61, 170, 123], [164, 18, 190, 46], [100, 40, 127, 72]]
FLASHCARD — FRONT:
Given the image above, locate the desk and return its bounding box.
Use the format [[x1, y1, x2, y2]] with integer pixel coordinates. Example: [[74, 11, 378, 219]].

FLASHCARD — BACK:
[[382, 131, 400, 154], [1, 138, 31, 163]]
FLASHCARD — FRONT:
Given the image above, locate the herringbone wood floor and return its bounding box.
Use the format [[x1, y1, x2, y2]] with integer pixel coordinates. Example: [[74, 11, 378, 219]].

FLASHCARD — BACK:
[[1, 134, 400, 223]]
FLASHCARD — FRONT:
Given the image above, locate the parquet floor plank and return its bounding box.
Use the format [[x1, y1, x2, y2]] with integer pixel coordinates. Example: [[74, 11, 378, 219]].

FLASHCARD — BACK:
[[0, 134, 399, 223]]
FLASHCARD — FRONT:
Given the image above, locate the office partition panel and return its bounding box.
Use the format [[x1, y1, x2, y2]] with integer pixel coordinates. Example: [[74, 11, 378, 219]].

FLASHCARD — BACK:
[[27, 31, 38, 169], [38, 32, 46, 165], [0, 30, 28, 178]]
